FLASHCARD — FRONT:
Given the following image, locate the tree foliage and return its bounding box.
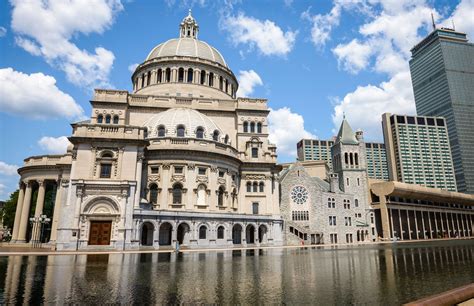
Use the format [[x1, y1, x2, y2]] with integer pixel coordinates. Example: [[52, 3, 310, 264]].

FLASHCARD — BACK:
[[1, 190, 19, 230]]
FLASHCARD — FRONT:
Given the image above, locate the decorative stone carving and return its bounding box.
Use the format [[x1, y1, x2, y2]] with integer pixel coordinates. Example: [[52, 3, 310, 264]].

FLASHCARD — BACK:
[[148, 174, 161, 182], [244, 174, 267, 180], [217, 178, 226, 185], [196, 175, 208, 184], [188, 163, 195, 170], [162, 163, 171, 170], [210, 166, 217, 172], [171, 174, 186, 183]]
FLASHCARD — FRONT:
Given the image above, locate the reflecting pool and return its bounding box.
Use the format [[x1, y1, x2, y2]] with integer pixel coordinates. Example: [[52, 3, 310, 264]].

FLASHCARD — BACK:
[[1, 240, 473, 304]]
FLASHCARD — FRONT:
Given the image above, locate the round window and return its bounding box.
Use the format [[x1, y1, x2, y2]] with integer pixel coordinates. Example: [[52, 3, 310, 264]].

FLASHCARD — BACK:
[[291, 186, 308, 205]]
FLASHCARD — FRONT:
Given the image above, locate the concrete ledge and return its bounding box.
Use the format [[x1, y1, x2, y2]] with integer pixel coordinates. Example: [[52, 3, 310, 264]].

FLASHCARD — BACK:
[[404, 283, 474, 306]]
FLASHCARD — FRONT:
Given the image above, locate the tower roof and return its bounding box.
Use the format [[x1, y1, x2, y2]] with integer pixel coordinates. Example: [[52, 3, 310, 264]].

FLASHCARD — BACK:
[[336, 117, 359, 145]]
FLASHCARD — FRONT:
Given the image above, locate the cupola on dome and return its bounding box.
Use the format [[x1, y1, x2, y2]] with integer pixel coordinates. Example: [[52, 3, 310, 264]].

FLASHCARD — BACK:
[[143, 108, 226, 141]]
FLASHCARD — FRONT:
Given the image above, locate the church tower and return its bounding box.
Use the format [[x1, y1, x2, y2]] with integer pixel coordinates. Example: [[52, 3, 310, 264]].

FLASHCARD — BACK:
[[331, 117, 368, 195]]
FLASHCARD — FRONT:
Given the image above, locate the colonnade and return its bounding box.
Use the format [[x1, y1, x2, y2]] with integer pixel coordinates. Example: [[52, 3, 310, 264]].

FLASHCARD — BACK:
[[11, 179, 63, 244], [387, 207, 474, 240], [134, 66, 236, 98]]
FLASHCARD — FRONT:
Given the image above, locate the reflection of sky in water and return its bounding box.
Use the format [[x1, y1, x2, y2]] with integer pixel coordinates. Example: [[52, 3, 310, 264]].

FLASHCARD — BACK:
[[1, 240, 474, 304]]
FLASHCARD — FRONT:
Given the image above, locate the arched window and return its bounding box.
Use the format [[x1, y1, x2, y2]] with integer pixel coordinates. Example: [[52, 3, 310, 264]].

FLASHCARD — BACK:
[[225, 79, 228, 93], [178, 68, 184, 82], [187, 68, 193, 83], [344, 153, 349, 165], [355, 199, 359, 207], [97, 114, 103, 124], [158, 125, 166, 137], [197, 184, 207, 206], [355, 153, 359, 166], [147, 71, 151, 86], [243, 122, 249, 133], [101, 151, 113, 158], [149, 184, 158, 204], [350, 153, 354, 165], [165, 68, 171, 82], [217, 226, 225, 239], [257, 122, 262, 133], [218, 186, 225, 207], [250, 122, 255, 133], [209, 72, 214, 86], [219, 76, 223, 90], [253, 182, 258, 192], [100, 163, 112, 178], [200, 70, 206, 85], [212, 130, 219, 141], [177, 125, 185, 137], [259, 182, 264, 192], [141, 73, 145, 88], [224, 135, 229, 144], [246, 182, 252, 192], [157, 69, 162, 83], [196, 127, 204, 139], [113, 115, 119, 124], [172, 183, 182, 204], [105, 115, 111, 124], [199, 225, 207, 239]]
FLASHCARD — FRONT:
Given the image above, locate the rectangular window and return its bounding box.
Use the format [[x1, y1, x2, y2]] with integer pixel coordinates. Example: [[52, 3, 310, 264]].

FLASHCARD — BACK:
[[100, 163, 112, 178], [198, 167, 206, 175], [252, 148, 258, 158], [252, 202, 259, 214], [150, 166, 159, 174], [174, 166, 183, 174], [219, 171, 225, 178]]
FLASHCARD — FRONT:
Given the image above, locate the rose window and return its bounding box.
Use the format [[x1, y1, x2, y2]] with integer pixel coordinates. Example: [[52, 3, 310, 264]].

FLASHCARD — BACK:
[[291, 186, 308, 205]]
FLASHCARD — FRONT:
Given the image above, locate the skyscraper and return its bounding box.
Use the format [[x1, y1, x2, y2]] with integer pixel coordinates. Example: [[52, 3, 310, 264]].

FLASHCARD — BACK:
[[409, 27, 474, 193], [382, 113, 457, 192]]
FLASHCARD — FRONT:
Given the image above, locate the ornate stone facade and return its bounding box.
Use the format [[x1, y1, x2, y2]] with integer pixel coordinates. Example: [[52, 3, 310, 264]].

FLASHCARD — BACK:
[[11, 12, 282, 250]]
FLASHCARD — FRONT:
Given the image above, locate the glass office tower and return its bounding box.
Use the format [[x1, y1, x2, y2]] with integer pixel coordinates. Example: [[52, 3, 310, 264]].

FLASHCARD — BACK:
[[409, 28, 474, 193]]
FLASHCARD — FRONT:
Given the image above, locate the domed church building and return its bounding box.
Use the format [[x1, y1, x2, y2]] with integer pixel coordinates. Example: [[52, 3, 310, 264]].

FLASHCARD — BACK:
[[11, 11, 283, 250]]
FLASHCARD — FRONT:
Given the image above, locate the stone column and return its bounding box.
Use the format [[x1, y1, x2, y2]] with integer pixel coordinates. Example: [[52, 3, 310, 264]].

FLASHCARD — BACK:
[[398, 208, 403, 240], [49, 180, 64, 243], [11, 182, 25, 242], [31, 180, 46, 243], [389, 208, 395, 239], [406, 210, 412, 240], [134, 152, 144, 209], [421, 211, 426, 239], [17, 181, 33, 242], [414, 211, 419, 240], [428, 211, 433, 239]]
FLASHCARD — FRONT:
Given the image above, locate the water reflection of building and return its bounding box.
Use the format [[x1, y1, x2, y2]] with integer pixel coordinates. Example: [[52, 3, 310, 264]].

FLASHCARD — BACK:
[[371, 181, 474, 240], [10, 11, 283, 250]]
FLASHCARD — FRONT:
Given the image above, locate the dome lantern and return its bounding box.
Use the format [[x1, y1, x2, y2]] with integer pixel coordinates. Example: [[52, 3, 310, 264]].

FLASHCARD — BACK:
[[180, 9, 199, 39]]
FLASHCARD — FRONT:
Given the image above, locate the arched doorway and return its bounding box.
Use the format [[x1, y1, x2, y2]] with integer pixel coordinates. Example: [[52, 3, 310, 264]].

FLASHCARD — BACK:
[[246, 225, 255, 244], [177, 223, 190, 245], [232, 224, 242, 244], [159, 222, 172, 245], [258, 225, 267, 243], [141, 222, 154, 246]]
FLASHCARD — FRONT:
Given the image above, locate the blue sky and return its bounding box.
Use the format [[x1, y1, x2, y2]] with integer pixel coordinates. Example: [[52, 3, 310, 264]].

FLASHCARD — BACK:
[[0, 0, 473, 200]]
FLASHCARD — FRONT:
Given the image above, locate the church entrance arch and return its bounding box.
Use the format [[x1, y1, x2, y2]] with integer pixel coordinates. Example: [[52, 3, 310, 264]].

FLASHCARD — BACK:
[[258, 225, 267, 243], [177, 223, 190, 245], [159, 222, 173, 245], [246, 224, 255, 244], [141, 222, 154, 246], [232, 224, 242, 244]]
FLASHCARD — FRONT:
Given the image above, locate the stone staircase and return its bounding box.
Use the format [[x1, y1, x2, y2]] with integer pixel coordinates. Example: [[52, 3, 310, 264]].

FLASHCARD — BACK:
[[285, 221, 322, 245]]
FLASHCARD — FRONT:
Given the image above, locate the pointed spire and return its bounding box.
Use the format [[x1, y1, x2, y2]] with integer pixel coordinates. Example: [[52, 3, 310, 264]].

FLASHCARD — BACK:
[[336, 117, 359, 145], [180, 9, 199, 39], [431, 12, 436, 31]]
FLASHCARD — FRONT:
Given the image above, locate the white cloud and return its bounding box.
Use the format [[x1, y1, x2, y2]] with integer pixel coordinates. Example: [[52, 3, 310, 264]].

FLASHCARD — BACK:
[[236, 70, 263, 97], [0, 183, 7, 197], [441, 0, 474, 39], [220, 13, 297, 56], [38, 136, 71, 154], [332, 71, 416, 140], [10, 0, 123, 89], [268, 107, 316, 159], [301, 4, 341, 47], [0, 26, 7, 37], [0, 161, 18, 176], [332, 39, 373, 74], [0, 68, 84, 119], [128, 63, 139, 73]]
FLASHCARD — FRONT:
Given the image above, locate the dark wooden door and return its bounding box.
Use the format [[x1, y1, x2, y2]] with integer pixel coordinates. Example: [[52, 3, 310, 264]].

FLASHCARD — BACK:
[[89, 221, 112, 245]]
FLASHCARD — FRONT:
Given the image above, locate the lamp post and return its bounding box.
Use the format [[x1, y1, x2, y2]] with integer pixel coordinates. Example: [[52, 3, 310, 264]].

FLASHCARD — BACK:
[[29, 215, 51, 248]]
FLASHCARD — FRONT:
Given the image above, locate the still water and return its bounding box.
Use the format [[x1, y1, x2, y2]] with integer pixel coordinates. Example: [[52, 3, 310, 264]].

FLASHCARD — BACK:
[[0, 240, 473, 305]]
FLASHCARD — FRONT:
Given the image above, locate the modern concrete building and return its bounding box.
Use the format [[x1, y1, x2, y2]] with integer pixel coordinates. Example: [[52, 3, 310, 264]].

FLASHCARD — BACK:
[[280, 119, 376, 245], [370, 181, 474, 240], [10, 11, 283, 250], [409, 27, 474, 194], [382, 113, 457, 192], [297, 139, 388, 181]]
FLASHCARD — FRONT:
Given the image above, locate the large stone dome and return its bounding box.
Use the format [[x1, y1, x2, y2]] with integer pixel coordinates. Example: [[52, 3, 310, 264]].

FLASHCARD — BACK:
[[145, 38, 228, 68], [143, 108, 225, 140]]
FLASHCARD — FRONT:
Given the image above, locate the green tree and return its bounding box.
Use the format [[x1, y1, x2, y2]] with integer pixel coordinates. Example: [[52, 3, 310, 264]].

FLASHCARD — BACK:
[[1, 190, 19, 230]]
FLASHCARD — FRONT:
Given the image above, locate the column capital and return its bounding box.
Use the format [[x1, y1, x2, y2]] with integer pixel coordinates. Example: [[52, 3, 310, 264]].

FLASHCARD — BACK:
[[37, 179, 45, 187]]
